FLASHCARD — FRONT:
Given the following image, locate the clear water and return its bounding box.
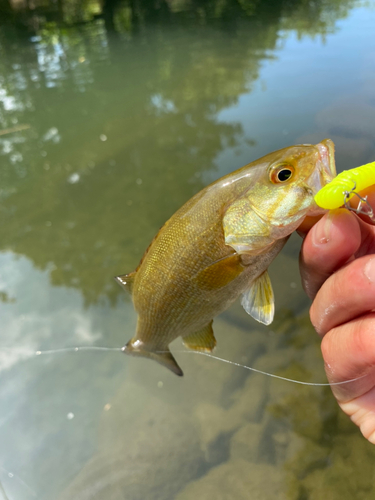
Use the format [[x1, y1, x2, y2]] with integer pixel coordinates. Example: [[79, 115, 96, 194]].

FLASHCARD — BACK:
[[1, 1, 375, 498]]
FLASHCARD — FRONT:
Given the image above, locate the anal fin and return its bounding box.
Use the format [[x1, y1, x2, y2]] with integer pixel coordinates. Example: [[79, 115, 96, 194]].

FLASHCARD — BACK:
[[182, 322, 216, 352], [242, 270, 274, 325]]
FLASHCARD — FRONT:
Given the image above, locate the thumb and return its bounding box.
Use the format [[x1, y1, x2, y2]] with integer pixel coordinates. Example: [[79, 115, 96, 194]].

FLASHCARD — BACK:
[[299, 209, 361, 300]]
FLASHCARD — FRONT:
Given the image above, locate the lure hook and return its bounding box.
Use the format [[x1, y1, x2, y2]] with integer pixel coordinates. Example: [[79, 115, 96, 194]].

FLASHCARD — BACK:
[[343, 182, 375, 222]]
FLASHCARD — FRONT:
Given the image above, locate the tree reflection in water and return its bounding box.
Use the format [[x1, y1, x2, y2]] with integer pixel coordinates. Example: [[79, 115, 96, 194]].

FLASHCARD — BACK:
[[0, 0, 355, 307]]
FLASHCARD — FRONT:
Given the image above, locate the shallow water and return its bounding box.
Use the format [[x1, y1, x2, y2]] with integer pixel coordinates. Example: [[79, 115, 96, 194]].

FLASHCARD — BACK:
[[1, 1, 375, 498]]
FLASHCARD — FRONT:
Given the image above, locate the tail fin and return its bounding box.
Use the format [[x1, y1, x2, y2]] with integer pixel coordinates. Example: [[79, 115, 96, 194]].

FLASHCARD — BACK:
[[123, 339, 183, 376]]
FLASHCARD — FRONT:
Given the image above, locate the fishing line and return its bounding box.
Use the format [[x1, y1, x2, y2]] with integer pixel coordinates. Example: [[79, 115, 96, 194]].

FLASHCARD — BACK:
[[0, 346, 122, 356], [35, 346, 122, 355], [0, 346, 365, 387], [0, 480, 9, 500], [158, 350, 366, 387], [0, 465, 38, 499]]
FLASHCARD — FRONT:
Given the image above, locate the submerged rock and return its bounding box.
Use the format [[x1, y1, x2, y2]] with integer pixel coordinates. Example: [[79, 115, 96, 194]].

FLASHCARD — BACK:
[[230, 422, 264, 462], [300, 434, 375, 500], [175, 459, 297, 500], [58, 379, 205, 500]]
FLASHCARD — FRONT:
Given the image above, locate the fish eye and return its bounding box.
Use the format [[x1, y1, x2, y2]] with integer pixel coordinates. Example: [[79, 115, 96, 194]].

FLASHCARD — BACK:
[[270, 165, 295, 184]]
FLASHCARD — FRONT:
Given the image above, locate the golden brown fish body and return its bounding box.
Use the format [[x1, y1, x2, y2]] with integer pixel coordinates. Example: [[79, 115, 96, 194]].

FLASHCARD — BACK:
[[116, 140, 336, 375]]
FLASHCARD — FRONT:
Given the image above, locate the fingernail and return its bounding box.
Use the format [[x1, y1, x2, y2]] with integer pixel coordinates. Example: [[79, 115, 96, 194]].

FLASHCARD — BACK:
[[312, 211, 334, 245], [364, 257, 375, 283]]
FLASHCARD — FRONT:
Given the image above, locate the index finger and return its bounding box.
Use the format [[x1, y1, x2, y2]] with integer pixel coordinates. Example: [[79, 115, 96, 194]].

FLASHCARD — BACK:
[[299, 209, 362, 300]]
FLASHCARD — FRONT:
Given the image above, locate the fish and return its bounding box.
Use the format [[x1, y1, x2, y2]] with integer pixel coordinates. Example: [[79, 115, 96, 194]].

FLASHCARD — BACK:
[[116, 139, 336, 376]]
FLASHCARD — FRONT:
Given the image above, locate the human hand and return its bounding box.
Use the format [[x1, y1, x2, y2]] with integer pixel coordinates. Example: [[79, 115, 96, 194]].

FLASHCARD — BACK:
[[299, 186, 375, 443]]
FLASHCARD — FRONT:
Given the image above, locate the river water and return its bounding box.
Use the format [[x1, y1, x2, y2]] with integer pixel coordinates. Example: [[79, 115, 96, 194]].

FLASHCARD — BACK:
[[1, 1, 375, 498]]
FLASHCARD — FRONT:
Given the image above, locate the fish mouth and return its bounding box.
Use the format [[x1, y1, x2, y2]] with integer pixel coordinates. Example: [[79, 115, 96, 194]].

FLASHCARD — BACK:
[[317, 138, 337, 180], [304, 139, 337, 217]]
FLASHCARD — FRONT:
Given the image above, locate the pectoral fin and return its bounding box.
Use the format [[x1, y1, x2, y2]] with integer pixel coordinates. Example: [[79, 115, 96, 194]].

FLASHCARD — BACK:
[[182, 322, 216, 352], [242, 271, 274, 325], [194, 253, 244, 290], [115, 272, 136, 294]]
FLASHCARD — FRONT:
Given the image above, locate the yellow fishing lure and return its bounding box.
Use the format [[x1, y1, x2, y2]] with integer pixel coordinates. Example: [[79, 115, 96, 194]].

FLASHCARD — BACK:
[[314, 161, 375, 210]]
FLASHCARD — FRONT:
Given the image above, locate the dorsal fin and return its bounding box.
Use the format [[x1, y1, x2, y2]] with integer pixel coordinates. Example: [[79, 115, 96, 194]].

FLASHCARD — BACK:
[[114, 272, 136, 294]]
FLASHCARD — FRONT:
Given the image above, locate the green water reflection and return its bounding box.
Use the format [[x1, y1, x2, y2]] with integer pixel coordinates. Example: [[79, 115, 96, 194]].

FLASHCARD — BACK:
[[0, 0, 363, 305], [1, 0, 375, 499]]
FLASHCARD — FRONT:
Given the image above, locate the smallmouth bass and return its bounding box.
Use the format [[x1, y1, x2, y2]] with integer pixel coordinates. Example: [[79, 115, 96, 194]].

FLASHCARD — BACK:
[[116, 140, 336, 376]]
